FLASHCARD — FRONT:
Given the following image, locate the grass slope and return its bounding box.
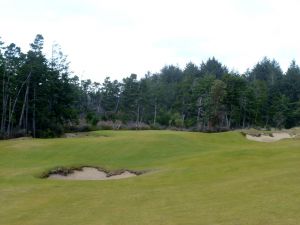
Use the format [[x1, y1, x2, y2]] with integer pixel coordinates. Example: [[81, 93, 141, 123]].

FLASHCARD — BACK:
[[1, 130, 300, 225]]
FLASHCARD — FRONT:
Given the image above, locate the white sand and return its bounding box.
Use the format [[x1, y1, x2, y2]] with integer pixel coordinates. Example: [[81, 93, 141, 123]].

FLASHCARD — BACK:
[[48, 167, 137, 180], [246, 132, 293, 142]]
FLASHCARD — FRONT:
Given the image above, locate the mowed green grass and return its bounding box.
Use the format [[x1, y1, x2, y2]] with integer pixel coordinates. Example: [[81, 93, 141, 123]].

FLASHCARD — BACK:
[[1, 131, 300, 225]]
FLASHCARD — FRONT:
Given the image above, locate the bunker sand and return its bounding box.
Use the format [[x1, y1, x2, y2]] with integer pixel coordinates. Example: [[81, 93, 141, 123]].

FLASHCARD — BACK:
[[246, 132, 293, 142], [48, 167, 138, 180]]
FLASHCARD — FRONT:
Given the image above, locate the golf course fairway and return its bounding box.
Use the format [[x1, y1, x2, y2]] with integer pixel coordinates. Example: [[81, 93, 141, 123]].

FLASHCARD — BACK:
[[1, 130, 300, 225]]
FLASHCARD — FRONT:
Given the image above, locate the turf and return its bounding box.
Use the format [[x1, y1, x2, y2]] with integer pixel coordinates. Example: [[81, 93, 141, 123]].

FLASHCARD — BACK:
[[1, 130, 300, 225]]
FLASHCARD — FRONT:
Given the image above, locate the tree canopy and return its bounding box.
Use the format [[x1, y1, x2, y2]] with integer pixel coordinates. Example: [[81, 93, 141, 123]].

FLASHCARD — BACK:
[[1, 35, 300, 138]]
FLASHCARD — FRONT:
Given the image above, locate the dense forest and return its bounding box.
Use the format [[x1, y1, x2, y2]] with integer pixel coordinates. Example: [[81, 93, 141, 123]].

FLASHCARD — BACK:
[[1, 34, 300, 138]]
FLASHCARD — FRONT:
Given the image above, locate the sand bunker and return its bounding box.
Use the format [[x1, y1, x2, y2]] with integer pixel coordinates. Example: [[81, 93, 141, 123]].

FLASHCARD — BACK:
[[246, 132, 293, 142], [47, 167, 141, 180]]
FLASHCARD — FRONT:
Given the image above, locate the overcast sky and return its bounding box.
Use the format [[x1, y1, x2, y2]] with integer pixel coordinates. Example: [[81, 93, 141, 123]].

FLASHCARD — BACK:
[[1, 0, 300, 82]]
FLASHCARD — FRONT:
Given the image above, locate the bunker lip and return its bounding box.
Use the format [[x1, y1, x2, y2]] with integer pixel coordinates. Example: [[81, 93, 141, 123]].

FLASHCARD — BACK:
[[244, 132, 294, 142], [41, 166, 146, 180]]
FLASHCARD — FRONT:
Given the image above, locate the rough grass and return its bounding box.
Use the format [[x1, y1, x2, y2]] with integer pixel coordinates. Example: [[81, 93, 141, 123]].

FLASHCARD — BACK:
[[1, 130, 300, 225]]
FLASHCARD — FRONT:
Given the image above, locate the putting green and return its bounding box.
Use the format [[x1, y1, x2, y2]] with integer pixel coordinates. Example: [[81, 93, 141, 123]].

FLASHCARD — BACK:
[[1, 130, 300, 225]]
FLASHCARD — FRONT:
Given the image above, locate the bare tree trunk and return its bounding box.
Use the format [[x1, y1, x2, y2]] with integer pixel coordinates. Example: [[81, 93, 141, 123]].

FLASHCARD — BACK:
[[182, 99, 185, 127], [18, 81, 30, 128], [7, 72, 31, 137], [264, 115, 269, 129], [1, 72, 5, 133], [7, 97, 12, 136], [25, 88, 29, 133], [136, 104, 140, 129], [139, 107, 144, 124], [1, 96, 7, 133], [197, 107, 201, 124], [32, 86, 36, 138], [96, 96, 102, 114], [242, 110, 246, 129], [114, 97, 120, 113], [196, 97, 203, 128], [140, 115, 143, 124], [254, 105, 259, 125], [1, 71, 8, 133], [153, 98, 157, 125], [225, 113, 231, 129], [181, 113, 185, 127]]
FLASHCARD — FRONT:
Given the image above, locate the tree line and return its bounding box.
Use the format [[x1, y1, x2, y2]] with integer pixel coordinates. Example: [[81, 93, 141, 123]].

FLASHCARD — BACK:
[[1, 34, 300, 138]]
